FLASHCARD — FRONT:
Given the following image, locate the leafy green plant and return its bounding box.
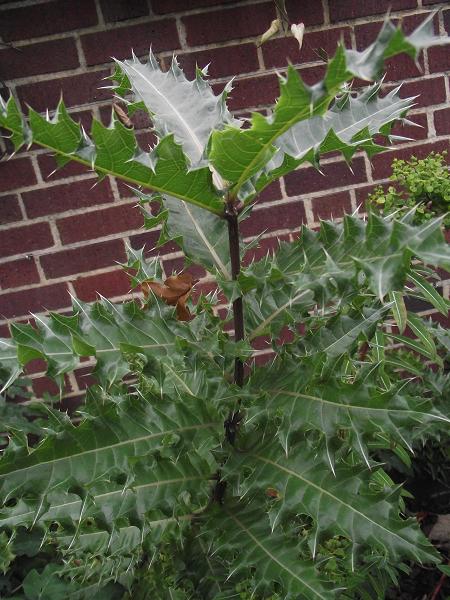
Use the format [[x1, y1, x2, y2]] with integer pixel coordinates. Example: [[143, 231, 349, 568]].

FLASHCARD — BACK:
[[0, 12, 450, 599], [368, 151, 450, 227]]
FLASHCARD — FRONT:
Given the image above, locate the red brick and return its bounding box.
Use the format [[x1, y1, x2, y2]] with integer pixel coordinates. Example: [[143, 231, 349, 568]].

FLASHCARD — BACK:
[[329, 0, 415, 23], [81, 20, 179, 66], [256, 181, 283, 204], [0, 222, 54, 258], [183, 3, 276, 46], [32, 376, 63, 398], [240, 200, 307, 237], [390, 112, 428, 141], [285, 157, 367, 196], [73, 269, 132, 301], [354, 183, 387, 207], [263, 27, 351, 69], [0, 257, 40, 290], [129, 231, 177, 256], [386, 77, 446, 110], [0, 0, 98, 42], [16, 70, 110, 113], [428, 45, 450, 74], [285, 0, 324, 26], [161, 257, 206, 280], [0, 324, 10, 338], [371, 140, 450, 180], [0, 283, 69, 319], [40, 240, 126, 279], [311, 191, 352, 221], [297, 64, 327, 86], [100, 0, 148, 22], [0, 194, 22, 225], [0, 157, 37, 193], [434, 107, 450, 136], [57, 203, 143, 244], [242, 234, 288, 266], [152, 0, 236, 12], [222, 74, 279, 111], [179, 43, 259, 79], [0, 38, 79, 81], [38, 153, 90, 181], [355, 20, 425, 81], [22, 178, 114, 218], [74, 366, 96, 390]]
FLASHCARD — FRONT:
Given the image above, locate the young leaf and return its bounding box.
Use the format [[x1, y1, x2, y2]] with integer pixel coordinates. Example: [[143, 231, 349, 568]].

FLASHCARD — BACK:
[[114, 53, 239, 169]]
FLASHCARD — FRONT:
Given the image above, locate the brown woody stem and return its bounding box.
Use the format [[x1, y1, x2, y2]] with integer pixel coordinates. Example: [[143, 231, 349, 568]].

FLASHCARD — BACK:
[[225, 200, 244, 388]]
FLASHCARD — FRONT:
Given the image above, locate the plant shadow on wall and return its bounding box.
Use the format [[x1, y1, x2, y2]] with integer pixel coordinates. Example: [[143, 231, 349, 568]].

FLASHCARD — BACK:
[[1, 12, 450, 600]]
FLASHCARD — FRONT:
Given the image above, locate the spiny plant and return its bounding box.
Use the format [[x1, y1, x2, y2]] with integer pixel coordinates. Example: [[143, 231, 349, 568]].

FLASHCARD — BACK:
[[1, 12, 450, 599], [368, 151, 450, 227]]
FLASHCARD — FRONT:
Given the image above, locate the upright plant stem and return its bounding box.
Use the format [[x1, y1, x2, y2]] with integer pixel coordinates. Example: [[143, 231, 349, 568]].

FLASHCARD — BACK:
[[225, 201, 244, 388]]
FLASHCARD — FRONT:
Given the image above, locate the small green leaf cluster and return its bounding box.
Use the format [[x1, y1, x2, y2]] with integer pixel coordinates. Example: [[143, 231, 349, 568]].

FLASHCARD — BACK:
[[368, 151, 450, 227], [0, 10, 449, 599]]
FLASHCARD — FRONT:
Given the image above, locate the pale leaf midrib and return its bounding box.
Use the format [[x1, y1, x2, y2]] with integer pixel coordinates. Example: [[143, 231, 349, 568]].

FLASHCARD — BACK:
[[0, 422, 219, 479]]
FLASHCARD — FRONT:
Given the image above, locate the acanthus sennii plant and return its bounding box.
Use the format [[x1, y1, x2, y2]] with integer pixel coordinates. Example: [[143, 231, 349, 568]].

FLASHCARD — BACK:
[[0, 12, 450, 599]]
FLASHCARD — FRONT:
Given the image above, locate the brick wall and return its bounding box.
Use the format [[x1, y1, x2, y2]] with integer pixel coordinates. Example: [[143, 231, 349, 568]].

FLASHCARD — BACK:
[[0, 0, 449, 402]]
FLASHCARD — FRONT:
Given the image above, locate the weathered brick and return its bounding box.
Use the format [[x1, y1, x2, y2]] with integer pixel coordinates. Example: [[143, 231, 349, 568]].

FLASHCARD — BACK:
[[285, 0, 324, 26], [22, 178, 114, 218], [285, 157, 367, 197], [434, 107, 450, 136], [311, 191, 352, 221], [0, 222, 54, 258], [0, 38, 79, 81], [100, 0, 148, 22], [40, 240, 126, 278], [73, 269, 132, 301], [371, 140, 450, 180], [263, 27, 351, 69], [221, 74, 279, 111], [81, 20, 179, 66], [0, 257, 40, 290], [0, 194, 22, 225], [57, 203, 143, 244], [152, 0, 236, 13], [16, 70, 110, 113], [0, 157, 37, 193], [0, 0, 98, 42], [179, 43, 259, 79], [240, 200, 307, 237], [329, 0, 415, 23], [0, 283, 69, 319], [183, 3, 276, 46]]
